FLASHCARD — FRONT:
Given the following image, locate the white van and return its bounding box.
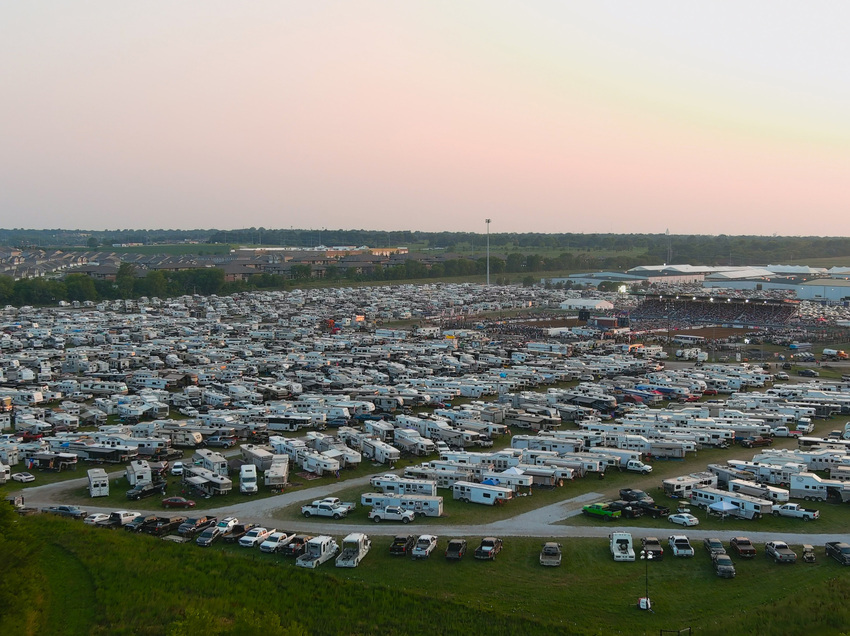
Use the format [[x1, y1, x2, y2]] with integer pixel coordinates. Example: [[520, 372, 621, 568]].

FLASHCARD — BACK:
[[240, 464, 258, 495]]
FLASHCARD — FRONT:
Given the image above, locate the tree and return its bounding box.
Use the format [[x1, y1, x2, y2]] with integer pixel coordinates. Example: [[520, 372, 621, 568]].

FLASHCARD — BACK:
[[0, 275, 13, 304], [291, 265, 312, 280], [64, 273, 98, 301], [505, 253, 525, 273], [116, 263, 137, 297]]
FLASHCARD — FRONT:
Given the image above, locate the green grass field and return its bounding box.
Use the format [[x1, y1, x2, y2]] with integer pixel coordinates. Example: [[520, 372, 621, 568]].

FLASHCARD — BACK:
[[6, 513, 850, 636]]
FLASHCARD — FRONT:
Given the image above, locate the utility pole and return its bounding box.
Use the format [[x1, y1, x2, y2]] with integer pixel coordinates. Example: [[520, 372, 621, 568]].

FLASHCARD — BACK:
[[485, 218, 491, 286]]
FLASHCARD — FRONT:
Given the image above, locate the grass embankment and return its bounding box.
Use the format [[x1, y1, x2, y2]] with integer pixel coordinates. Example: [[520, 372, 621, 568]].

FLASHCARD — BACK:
[[9, 514, 850, 635]]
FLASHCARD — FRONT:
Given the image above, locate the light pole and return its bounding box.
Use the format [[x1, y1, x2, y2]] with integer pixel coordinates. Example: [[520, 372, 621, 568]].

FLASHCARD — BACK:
[[638, 550, 654, 611], [485, 218, 491, 286]]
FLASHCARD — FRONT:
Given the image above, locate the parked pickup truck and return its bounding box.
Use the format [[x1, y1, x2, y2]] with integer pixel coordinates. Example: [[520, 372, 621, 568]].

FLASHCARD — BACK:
[[539, 542, 562, 567], [730, 536, 757, 558], [389, 534, 416, 556], [445, 538, 468, 560], [640, 537, 664, 561], [634, 500, 670, 519], [222, 523, 258, 544], [412, 534, 439, 559], [582, 503, 621, 521], [368, 506, 415, 524], [825, 541, 850, 565], [280, 534, 312, 558], [316, 497, 355, 513], [772, 426, 802, 438], [301, 500, 350, 519], [772, 503, 819, 521], [740, 436, 773, 448], [474, 537, 503, 560], [765, 540, 797, 563], [668, 535, 694, 558], [606, 500, 644, 519], [97, 510, 141, 529], [42, 505, 87, 520], [619, 489, 654, 505]]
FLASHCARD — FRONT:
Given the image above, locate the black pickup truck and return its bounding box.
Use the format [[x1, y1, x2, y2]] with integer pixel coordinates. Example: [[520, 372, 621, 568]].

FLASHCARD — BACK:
[[126, 480, 167, 501], [825, 542, 850, 565], [389, 535, 416, 556], [619, 489, 655, 505], [634, 500, 670, 519]]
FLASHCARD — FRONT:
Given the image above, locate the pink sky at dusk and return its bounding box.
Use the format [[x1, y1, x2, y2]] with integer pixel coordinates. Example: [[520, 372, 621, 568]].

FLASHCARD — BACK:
[[1, 1, 848, 235]]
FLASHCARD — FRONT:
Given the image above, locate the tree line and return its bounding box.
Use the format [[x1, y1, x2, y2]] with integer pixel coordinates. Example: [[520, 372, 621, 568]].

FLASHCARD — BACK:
[[3, 228, 850, 266]]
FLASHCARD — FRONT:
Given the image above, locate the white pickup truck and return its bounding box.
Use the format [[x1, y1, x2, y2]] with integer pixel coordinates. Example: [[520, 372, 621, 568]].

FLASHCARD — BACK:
[[317, 497, 356, 512], [368, 506, 415, 524], [301, 500, 350, 519], [772, 503, 819, 521]]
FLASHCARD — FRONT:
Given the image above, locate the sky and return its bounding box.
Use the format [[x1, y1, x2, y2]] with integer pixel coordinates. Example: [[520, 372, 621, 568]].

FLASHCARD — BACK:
[[1, 1, 849, 236]]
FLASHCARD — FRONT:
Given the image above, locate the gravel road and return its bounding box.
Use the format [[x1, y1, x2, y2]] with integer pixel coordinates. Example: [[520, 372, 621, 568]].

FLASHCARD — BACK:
[[20, 472, 849, 545]]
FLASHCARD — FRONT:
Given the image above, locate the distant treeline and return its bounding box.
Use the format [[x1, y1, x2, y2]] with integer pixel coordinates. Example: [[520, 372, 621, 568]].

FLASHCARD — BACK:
[[3, 228, 850, 265]]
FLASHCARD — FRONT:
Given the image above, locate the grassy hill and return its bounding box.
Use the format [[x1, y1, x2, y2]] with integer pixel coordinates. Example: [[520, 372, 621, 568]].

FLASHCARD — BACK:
[[3, 509, 850, 636]]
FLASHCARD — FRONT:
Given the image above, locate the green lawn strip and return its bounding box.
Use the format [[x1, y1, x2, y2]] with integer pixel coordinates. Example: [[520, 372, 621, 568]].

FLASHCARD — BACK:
[[38, 542, 97, 635], [34, 517, 850, 636]]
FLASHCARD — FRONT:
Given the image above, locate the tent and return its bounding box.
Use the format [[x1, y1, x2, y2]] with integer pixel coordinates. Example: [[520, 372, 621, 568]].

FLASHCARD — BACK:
[[709, 501, 737, 513], [708, 500, 737, 521]]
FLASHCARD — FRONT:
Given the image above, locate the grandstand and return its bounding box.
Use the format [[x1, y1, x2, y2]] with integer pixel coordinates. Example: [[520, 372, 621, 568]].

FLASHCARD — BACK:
[[629, 294, 799, 329]]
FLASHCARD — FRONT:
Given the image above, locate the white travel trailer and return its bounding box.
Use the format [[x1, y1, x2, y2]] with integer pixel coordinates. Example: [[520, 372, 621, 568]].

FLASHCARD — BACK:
[[369, 474, 438, 496], [300, 449, 340, 476], [689, 486, 773, 519], [662, 472, 718, 499], [241, 444, 276, 471], [480, 467, 535, 489], [264, 458, 289, 489], [393, 428, 437, 456], [125, 459, 152, 486], [403, 464, 473, 489], [452, 480, 513, 506], [727, 459, 807, 487], [182, 465, 233, 496], [361, 439, 401, 465], [789, 472, 850, 502], [359, 492, 444, 517], [193, 449, 229, 477], [87, 467, 110, 497], [728, 478, 789, 503]]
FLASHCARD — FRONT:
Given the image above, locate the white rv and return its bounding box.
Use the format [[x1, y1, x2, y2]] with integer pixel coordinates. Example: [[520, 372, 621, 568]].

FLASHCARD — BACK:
[[452, 480, 513, 506], [360, 492, 444, 517], [369, 474, 438, 496], [689, 486, 773, 519]]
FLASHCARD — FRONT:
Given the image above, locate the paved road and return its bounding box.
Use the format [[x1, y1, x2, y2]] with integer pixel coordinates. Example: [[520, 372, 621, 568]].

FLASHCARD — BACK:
[[21, 472, 850, 545]]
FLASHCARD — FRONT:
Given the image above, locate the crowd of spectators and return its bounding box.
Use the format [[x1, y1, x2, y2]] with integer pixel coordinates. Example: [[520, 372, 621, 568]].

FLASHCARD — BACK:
[[629, 299, 797, 328]]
